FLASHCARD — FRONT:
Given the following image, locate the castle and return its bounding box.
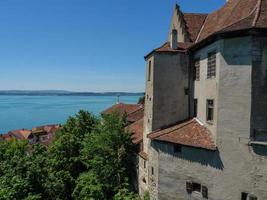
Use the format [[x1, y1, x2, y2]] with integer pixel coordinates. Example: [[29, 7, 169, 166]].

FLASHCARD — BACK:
[[139, 0, 267, 199]]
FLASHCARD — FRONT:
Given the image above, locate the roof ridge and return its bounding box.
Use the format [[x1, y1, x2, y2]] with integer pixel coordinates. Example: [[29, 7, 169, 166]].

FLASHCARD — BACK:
[[183, 12, 208, 16], [195, 15, 208, 43], [252, 0, 262, 27]]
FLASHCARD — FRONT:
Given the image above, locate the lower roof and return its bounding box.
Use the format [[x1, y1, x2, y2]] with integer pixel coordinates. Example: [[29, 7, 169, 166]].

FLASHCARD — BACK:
[[148, 119, 216, 151]]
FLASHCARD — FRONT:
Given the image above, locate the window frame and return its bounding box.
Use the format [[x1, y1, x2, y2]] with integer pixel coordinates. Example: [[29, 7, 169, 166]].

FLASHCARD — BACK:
[[207, 50, 216, 79], [206, 99, 214, 123]]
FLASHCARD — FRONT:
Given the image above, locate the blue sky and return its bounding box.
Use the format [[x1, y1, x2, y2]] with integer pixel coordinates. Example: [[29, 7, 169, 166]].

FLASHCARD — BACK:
[[0, 0, 225, 92]]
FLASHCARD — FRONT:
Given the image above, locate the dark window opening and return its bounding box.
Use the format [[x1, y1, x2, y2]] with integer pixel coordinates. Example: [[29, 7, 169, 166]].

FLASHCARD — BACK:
[[207, 99, 214, 122], [148, 61, 152, 81], [174, 144, 182, 153], [194, 58, 200, 81], [194, 99, 198, 117], [207, 51, 216, 79], [184, 88, 189, 95], [192, 182, 201, 192], [142, 177, 146, 183], [151, 167, 154, 175], [143, 160, 146, 169], [241, 192, 248, 200]]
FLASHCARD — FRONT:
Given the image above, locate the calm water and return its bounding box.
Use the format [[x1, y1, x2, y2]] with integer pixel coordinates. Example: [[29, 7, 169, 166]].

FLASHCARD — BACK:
[[0, 95, 141, 133]]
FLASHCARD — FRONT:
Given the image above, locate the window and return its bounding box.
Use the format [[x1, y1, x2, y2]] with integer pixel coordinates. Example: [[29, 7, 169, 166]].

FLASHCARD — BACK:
[[242, 193, 258, 200], [241, 192, 248, 200], [207, 51, 216, 79], [143, 160, 146, 169], [184, 88, 189, 95], [194, 58, 200, 81], [192, 182, 201, 192], [186, 182, 208, 198], [173, 144, 182, 153], [194, 99, 198, 117], [148, 61, 152, 81], [207, 99, 214, 122], [151, 167, 154, 175]]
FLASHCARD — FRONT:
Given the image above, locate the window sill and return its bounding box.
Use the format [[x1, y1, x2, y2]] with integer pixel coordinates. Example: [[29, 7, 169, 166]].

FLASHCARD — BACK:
[[206, 120, 214, 125]]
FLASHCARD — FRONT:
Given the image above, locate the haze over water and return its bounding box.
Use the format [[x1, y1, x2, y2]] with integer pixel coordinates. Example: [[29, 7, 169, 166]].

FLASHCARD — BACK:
[[0, 95, 141, 133]]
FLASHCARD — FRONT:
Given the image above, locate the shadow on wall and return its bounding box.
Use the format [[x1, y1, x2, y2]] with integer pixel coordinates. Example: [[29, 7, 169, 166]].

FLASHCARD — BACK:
[[251, 144, 267, 157], [152, 141, 224, 171]]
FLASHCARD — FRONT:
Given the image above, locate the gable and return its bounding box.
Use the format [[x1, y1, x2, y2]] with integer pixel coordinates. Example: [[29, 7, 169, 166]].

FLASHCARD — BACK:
[[168, 5, 190, 43]]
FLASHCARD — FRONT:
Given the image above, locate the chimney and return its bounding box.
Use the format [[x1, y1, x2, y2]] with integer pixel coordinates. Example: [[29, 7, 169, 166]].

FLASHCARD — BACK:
[[170, 29, 178, 49]]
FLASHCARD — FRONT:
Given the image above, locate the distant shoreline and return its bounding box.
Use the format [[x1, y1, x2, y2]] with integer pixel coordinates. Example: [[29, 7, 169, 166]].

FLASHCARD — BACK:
[[0, 91, 144, 96]]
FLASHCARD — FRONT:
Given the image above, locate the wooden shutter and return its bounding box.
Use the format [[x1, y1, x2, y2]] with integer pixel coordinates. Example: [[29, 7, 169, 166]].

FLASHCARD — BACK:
[[202, 186, 208, 198], [186, 181, 193, 194]]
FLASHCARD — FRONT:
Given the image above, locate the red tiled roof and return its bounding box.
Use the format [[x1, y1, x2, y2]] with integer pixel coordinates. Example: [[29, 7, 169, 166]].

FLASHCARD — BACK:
[[127, 108, 144, 123], [183, 13, 208, 42], [196, 0, 267, 43], [139, 151, 148, 160], [148, 119, 216, 150], [155, 42, 192, 52], [125, 118, 143, 144], [101, 103, 143, 116], [8, 129, 32, 139], [32, 124, 60, 134]]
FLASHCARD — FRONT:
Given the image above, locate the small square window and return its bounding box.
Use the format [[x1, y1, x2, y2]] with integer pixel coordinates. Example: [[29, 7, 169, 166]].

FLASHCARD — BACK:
[[241, 192, 248, 200], [207, 99, 214, 122], [192, 182, 201, 192], [174, 144, 182, 153], [184, 88, 189, 95]]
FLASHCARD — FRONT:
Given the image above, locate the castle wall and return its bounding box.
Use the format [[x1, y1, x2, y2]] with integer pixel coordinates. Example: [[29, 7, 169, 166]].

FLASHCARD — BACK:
[[147, 37, 267, 200]]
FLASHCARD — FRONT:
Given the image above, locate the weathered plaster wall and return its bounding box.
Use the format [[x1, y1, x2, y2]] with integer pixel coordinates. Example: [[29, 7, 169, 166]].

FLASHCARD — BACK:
[[152, 52, 189, 130], [216, 36, 267, 200], [193, 41, 222, 139], [251, 37, 267, 137]]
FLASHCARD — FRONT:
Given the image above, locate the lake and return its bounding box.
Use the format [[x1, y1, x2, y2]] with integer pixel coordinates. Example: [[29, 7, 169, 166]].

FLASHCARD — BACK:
[[0, 95, 141, 133]]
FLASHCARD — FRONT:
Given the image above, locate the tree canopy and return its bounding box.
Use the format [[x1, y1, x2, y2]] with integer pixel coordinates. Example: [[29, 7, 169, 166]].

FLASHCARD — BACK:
[[0, 110, 138, 200]]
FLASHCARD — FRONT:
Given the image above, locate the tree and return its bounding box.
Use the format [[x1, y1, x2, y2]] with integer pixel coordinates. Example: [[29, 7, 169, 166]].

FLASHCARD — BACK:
[[45, 111, 98, 199], [81, 113, 136, 199], [72, 171, 104, 200]]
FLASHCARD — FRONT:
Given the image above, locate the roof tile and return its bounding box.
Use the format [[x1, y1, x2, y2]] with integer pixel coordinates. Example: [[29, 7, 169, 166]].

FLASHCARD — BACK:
[[148, 119, 216, 150]]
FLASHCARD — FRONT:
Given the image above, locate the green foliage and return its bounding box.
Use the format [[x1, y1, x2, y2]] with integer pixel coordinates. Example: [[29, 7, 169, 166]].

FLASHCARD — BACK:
[[72, 171, 104, 200], [0, 110, 137, 200], [143, 191, 150, 200]]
